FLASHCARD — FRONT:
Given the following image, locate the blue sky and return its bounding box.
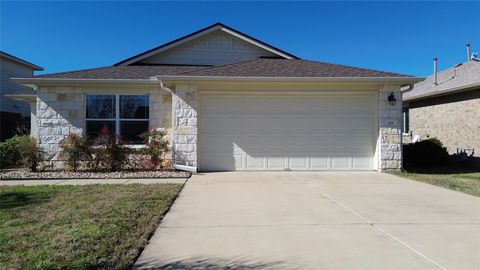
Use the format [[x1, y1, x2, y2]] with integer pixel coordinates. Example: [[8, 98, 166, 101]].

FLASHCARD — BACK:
[[1, 1, 479, 77]]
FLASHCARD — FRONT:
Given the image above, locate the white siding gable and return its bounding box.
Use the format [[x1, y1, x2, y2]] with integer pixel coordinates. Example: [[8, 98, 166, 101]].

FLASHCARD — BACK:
[[0, 58, 35, 116], [138, 30, 279, 66]]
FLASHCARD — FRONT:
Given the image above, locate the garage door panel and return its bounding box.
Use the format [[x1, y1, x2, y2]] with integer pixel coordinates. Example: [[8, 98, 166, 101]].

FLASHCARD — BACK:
[[297, 115, 331, 129], [246, 155, 266, 169], [199, 94, 375, 171], [330, 115, 355, 129], [331, 155, 351, 170], [200, 151, 239, 171], [200, 135, 235, 151], [349, 115, 373, 129], [310, 156, 329, 169], [353, 156, 373, 169], [288, 156, 309, 170], [307, 135, 331, 148], [259, 135, 289, 150], [267, 156, 285, 169], [331, 134, 373, 149]]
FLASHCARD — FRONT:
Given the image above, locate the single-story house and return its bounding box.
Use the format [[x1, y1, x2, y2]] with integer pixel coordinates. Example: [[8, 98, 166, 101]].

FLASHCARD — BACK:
[[12, 23, 421, 172], [1, 51, 43, 140], [403, 56, 480, 158]]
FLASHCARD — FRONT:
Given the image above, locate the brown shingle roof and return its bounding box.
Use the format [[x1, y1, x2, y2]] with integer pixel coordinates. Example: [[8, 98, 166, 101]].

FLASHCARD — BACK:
[[173, 58, 412, 78], [34, 65, 205, 80], [34, 59, 412, 80]]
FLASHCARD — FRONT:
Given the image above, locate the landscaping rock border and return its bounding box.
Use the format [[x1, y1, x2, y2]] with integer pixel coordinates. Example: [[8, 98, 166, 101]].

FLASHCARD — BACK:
[[0, 169, 191, 180]]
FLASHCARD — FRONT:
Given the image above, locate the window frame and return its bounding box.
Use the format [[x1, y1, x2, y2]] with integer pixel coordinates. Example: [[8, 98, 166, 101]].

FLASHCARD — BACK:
[[85, 94, 150, 145]]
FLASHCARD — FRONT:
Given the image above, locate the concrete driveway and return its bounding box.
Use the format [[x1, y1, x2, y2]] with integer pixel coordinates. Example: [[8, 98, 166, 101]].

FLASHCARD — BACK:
[[134, 172, 480, 270]]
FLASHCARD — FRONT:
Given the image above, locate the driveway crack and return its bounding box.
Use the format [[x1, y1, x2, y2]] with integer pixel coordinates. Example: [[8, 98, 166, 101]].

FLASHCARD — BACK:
[[292, 173, 448, 270]]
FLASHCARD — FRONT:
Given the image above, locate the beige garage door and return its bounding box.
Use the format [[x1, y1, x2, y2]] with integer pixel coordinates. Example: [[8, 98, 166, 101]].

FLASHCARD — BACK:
[[199, 93, 376, 171]]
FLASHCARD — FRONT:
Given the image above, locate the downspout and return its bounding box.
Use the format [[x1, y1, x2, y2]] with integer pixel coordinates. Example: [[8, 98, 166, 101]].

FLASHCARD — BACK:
[[399, 83, 414, 172], [154, 78, 198, 172]]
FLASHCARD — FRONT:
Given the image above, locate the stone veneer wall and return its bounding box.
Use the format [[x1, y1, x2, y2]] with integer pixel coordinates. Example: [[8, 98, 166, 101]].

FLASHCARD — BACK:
[[407, 89, 480, 157], [36, 87, 84, 157], [36, 86, 172, 158], [36, 83, 404, 171], [172, 84, 198, 168], [379, 84, 403, 171]]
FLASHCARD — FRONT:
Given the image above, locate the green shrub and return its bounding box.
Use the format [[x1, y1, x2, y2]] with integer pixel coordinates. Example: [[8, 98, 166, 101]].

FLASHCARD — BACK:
[[60, 134, 92, 171], [139, 130, 170, 169], [0, 136, 41, 169], [403, 137, 449, 167], [0, 137, 20, 169]]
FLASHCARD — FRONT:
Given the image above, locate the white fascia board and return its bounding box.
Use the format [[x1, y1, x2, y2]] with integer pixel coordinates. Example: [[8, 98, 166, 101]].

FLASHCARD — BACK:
[[157, 75, 424, 83], [118, 26, 223, 66], [219, 27, 295, 59], [5, 94, 37, 102], [11, 77, 159, 88]]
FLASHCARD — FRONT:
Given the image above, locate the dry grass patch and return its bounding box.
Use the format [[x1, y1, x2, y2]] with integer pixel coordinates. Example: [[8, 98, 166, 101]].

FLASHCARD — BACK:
[[394, 172, 480, 197], [0, 184, 182, 269]]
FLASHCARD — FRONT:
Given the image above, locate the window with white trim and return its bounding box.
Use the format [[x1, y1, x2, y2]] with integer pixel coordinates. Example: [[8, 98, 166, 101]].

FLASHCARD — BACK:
[[85, 95, 149, 144]]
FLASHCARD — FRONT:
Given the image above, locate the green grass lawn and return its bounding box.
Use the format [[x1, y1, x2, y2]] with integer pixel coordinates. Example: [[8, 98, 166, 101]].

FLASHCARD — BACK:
[[394, 171, 480, 197], [0, 184, 182, 270]]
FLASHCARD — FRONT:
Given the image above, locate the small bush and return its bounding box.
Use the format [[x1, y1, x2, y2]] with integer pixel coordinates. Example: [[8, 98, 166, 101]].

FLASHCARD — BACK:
[[0, 136, 43, 170], [60, 134, 92, 171], [91, 127, 130, 171], [139, 130, 170, 169], [16, 137, 45, 172], [0, 136, 22, 168], [404, 137, 449, 167]]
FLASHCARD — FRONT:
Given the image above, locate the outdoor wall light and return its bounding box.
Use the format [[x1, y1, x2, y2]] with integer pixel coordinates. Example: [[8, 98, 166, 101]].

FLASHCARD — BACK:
[[388, 92, 397, 106]]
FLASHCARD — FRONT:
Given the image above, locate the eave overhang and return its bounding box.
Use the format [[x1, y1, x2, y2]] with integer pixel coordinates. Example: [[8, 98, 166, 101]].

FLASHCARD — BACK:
[[11, 76, 424, 89], [403, 81, 480, 102], [5, 94, 37, 103], [11, 78, 159, 89], [156, 75, 424, 84]]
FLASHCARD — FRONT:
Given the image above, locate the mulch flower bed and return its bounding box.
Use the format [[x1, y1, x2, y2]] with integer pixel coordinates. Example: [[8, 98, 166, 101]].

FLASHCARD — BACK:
[[0, 169, 191, 180]]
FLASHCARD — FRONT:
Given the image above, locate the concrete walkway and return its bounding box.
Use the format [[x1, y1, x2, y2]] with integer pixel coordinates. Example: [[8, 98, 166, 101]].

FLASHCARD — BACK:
[[0, 178, 188, 185], [134, 172, 480, 270]]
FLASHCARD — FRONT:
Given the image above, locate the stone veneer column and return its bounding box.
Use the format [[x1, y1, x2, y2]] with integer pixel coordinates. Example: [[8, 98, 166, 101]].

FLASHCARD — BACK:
[[36, 86, 84, 158], [149, 89, 173, 161], [379, 84, 402, 171], [172, 84, 198, 168]]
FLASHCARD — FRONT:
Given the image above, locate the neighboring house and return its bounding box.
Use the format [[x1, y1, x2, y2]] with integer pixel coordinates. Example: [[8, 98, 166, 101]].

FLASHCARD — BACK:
[[403, 58, 480, 158], [12, 23, 421, 172], [0, 51, 43, 140]]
